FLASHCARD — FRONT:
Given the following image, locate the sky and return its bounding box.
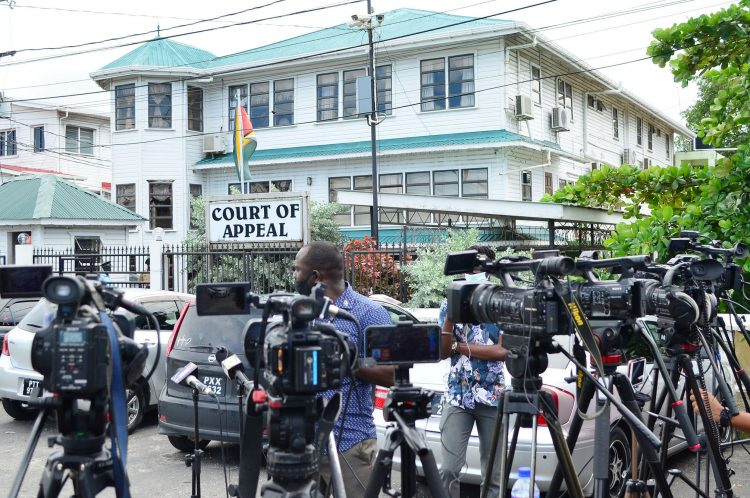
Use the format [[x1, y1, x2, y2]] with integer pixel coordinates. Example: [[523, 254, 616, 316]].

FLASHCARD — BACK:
[[0, 0, 736, 123]]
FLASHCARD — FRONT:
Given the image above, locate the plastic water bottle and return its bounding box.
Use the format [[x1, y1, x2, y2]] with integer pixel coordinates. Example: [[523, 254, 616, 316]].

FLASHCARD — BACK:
[[511, 467, 540, 498]]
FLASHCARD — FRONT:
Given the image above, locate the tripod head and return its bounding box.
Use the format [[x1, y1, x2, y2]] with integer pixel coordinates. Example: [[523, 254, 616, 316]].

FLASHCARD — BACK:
[[382, 365, 435, 425]]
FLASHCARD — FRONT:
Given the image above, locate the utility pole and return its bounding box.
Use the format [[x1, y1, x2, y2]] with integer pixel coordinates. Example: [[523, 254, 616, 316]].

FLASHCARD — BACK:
[[366, 0, 379, 246]]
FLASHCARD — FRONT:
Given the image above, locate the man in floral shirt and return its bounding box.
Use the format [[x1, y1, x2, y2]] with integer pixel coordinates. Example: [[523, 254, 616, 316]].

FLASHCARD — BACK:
[[438, 245, 508, 498]]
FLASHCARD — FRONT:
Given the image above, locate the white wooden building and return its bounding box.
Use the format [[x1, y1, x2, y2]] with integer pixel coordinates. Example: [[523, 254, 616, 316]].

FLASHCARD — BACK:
[[0, 99, 112, 196], [89, 8, 693, 245]]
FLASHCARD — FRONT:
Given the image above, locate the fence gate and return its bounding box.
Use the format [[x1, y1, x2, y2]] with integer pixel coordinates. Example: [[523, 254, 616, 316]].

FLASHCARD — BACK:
[[33, 247, 150, 288], [162, 243, 299, 294]]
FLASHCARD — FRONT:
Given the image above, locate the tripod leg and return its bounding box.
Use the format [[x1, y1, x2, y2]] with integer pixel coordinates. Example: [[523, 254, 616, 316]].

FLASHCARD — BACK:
[[548, 376, 596, 497], [37, 452, 65, 498], [417, 447, 449, 498], [8, 408, 48, 498], [541, 390, 585, 498], [480, 392, 505, 498], [611, 374, 673, 498], [593, 376, 612, 498], [363, 429, 399, 498], [327, 433, 347, 498], [503, 416, 522, 492], [493, 394, 513, 498]]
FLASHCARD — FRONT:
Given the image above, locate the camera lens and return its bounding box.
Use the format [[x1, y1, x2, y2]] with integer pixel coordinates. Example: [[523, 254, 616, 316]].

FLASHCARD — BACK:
[[42, 276, 84, 304]]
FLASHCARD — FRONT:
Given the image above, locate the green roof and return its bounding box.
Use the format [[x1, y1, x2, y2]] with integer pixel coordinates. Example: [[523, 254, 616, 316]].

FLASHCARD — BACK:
[[0, 175, 146, 222], [195, 129, 559, 167], [341, 226, 551, 245], [101, 37, 216, 70], [101, 9, 509, 71]]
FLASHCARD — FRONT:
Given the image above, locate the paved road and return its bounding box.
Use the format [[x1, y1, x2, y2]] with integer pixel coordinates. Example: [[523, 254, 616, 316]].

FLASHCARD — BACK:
[[2, 408, 750, 497]]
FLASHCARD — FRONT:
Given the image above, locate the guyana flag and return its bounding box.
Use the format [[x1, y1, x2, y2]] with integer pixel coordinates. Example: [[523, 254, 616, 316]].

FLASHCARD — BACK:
[[232, 95, 257, 187]]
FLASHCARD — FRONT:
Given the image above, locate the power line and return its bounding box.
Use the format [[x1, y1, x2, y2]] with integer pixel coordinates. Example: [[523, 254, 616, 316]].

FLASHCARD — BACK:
[[0, 0, 363, 67]]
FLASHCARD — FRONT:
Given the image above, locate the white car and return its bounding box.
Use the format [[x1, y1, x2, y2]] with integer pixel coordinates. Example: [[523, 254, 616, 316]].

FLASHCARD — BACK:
[[374, 318, 713, 498], [0, 288, 192, 431]]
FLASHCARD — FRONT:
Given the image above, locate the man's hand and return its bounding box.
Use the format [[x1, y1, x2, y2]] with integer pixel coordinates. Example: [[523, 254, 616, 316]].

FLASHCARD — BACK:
[[690, 389, 724, 423]]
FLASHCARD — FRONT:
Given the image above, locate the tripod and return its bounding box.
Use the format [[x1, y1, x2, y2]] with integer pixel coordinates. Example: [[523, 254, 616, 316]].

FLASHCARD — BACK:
[[364, 365, 447, 498], [8, 397, 122, 498]]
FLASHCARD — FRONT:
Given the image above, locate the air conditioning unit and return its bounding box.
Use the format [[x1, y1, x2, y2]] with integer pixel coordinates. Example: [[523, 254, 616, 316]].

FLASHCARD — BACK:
[[203, 133, 226, 154], [622, 148, 633, 165], [551, 107, 570, 132], [514, 95, 534, 120]]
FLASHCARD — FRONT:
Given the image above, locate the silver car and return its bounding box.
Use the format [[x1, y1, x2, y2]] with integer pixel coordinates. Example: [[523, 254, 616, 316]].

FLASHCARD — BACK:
[[0, 288, 192, 431], [374, 319, 710, 497]]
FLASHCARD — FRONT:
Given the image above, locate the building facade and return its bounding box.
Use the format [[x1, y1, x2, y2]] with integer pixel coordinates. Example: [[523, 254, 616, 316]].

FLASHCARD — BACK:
[[0, 99, 112, 196], [90, 9, 692, 245]]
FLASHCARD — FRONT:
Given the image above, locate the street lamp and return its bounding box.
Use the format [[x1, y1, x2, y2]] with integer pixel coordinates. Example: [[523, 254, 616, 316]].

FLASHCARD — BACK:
[[349, 3, 383, 246]]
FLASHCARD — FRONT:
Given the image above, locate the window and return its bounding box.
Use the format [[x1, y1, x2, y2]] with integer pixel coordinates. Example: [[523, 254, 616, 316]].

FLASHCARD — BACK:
[[544, 172, 553, 195], [462, 168, 488, 198], [187, 87, 203, 132], [343, 68, 367, 119], [189, 184, 202, 229], [135, 301, 181, 331], [636, 117, 643, 146], [521, 170, 532, 201], [228, 84, 248, 130], [148, 181, 173, 229], [73, 236, 102, 273], [227, 181, 276, 194], [433, 170, 459, 196], [376, 65, 392, 115], [148, 82, 172, 128], [329, 177, 352, 226], [317, 73, 339, 121], [648, 123, 655, 150], [421, 58, 446, 111], [65, 126, 94, 155], [557, 79, 573, 118], [379, 173, 403, 223], [353, 175, 373, 226], [643, 158, 651, 169], [116, 184, 136, 212], [249, 82, 270, 128], [591, 162, 599, 172], [273, 79, 294, 126], [587, 95, 604, 112], [115, 84, 135, 130], [531, 65, 541, 104], [406, 171, 431, 224], [612, 107, 619, 139], [448, 54, 474, 108], [666, 134, 671, 159], [33, 126, 44, 152], [272, 180, 292, 192], [0, 129, 17, 156], [559, 179, 569, 190]]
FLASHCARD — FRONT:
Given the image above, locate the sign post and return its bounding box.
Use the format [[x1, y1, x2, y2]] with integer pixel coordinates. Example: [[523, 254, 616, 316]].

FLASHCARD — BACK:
[[206, 192, 310, 245]]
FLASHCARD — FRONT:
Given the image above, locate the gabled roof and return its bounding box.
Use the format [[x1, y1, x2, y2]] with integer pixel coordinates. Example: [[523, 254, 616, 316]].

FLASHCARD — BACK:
[[100, 37, 216, 71], [206, 9, 509, 69], [0, 163, 83, 180], [0, 175, 145, 222], [194, 129, 560, 168]]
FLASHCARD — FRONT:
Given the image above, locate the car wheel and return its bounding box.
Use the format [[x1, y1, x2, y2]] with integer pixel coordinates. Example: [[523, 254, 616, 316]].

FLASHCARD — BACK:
[[126, 385, 146, 433], [609, 426, 631, 498], [168, 435, 210, 453], [2, 398, 39, 421]]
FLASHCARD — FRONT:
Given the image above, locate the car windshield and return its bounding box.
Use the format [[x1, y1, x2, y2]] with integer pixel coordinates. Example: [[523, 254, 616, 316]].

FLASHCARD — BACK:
[[173, 305, 257, 353], [17, 299, 57, 331]]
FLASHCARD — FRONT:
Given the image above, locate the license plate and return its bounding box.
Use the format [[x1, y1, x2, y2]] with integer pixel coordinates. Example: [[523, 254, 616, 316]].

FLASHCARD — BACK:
[[430, 393, 444, 416], [201, 376, 225, 397], [23, 378, 41, 396]]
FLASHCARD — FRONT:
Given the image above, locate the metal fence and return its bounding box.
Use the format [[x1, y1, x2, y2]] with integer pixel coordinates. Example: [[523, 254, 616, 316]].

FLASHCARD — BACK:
[[33, 247, 150, 288], [162, 243, 299, 294], [343, 242, 414, 302]]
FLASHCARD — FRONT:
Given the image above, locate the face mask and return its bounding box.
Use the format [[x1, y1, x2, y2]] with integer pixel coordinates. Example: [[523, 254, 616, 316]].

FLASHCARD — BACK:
[[464, 272, 487, 282], [294, 272, 316, 296]]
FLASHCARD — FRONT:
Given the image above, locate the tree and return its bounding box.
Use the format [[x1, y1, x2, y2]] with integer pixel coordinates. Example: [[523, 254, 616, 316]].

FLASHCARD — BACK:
[[545, 1, 750, 272], [681, 75, 749, 148], [310, 201, 347, 246]]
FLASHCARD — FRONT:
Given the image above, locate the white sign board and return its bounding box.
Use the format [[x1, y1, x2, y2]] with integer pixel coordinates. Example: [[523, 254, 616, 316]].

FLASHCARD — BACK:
[[207, 192, 309, 244]]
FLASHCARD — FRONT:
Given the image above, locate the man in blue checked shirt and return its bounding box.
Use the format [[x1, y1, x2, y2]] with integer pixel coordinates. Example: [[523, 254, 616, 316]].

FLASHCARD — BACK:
[[293, 241, 394, 497]]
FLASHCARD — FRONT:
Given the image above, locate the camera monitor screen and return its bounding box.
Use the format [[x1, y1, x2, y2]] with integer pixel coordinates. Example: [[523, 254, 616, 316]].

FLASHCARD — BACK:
[[365, 323, 442, 365], [0, 265, 52, 298], [195, 283, 251, 316], [628, 358, 646, 386]]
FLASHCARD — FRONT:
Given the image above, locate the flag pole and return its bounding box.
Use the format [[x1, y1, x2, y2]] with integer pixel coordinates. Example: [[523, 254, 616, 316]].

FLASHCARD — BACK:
[[237, 92, 245, 195]]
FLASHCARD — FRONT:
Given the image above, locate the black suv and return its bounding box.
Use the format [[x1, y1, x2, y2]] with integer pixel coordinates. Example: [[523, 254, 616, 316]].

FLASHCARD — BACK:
[[157, 302, 261, 452]]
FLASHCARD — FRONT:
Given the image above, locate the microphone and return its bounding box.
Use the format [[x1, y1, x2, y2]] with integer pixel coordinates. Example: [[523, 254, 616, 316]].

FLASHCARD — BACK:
[[222, 353, 253, 392], [171, 362, 217, 397], [320, 297, 357, 322]]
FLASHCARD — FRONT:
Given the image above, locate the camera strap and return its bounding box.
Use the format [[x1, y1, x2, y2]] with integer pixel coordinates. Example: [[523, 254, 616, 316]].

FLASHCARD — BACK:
[[551, 279, 605, 379], [99, 311, 130, 498]]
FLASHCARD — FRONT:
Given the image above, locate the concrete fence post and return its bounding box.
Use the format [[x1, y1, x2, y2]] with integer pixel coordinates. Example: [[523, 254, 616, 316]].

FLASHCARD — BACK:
[[150, 228, 165, 290]]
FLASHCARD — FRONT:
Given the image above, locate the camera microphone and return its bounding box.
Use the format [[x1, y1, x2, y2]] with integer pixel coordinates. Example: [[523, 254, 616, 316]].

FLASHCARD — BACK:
[[320, 297, 357, 322], [222, 353, 253, 391]]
